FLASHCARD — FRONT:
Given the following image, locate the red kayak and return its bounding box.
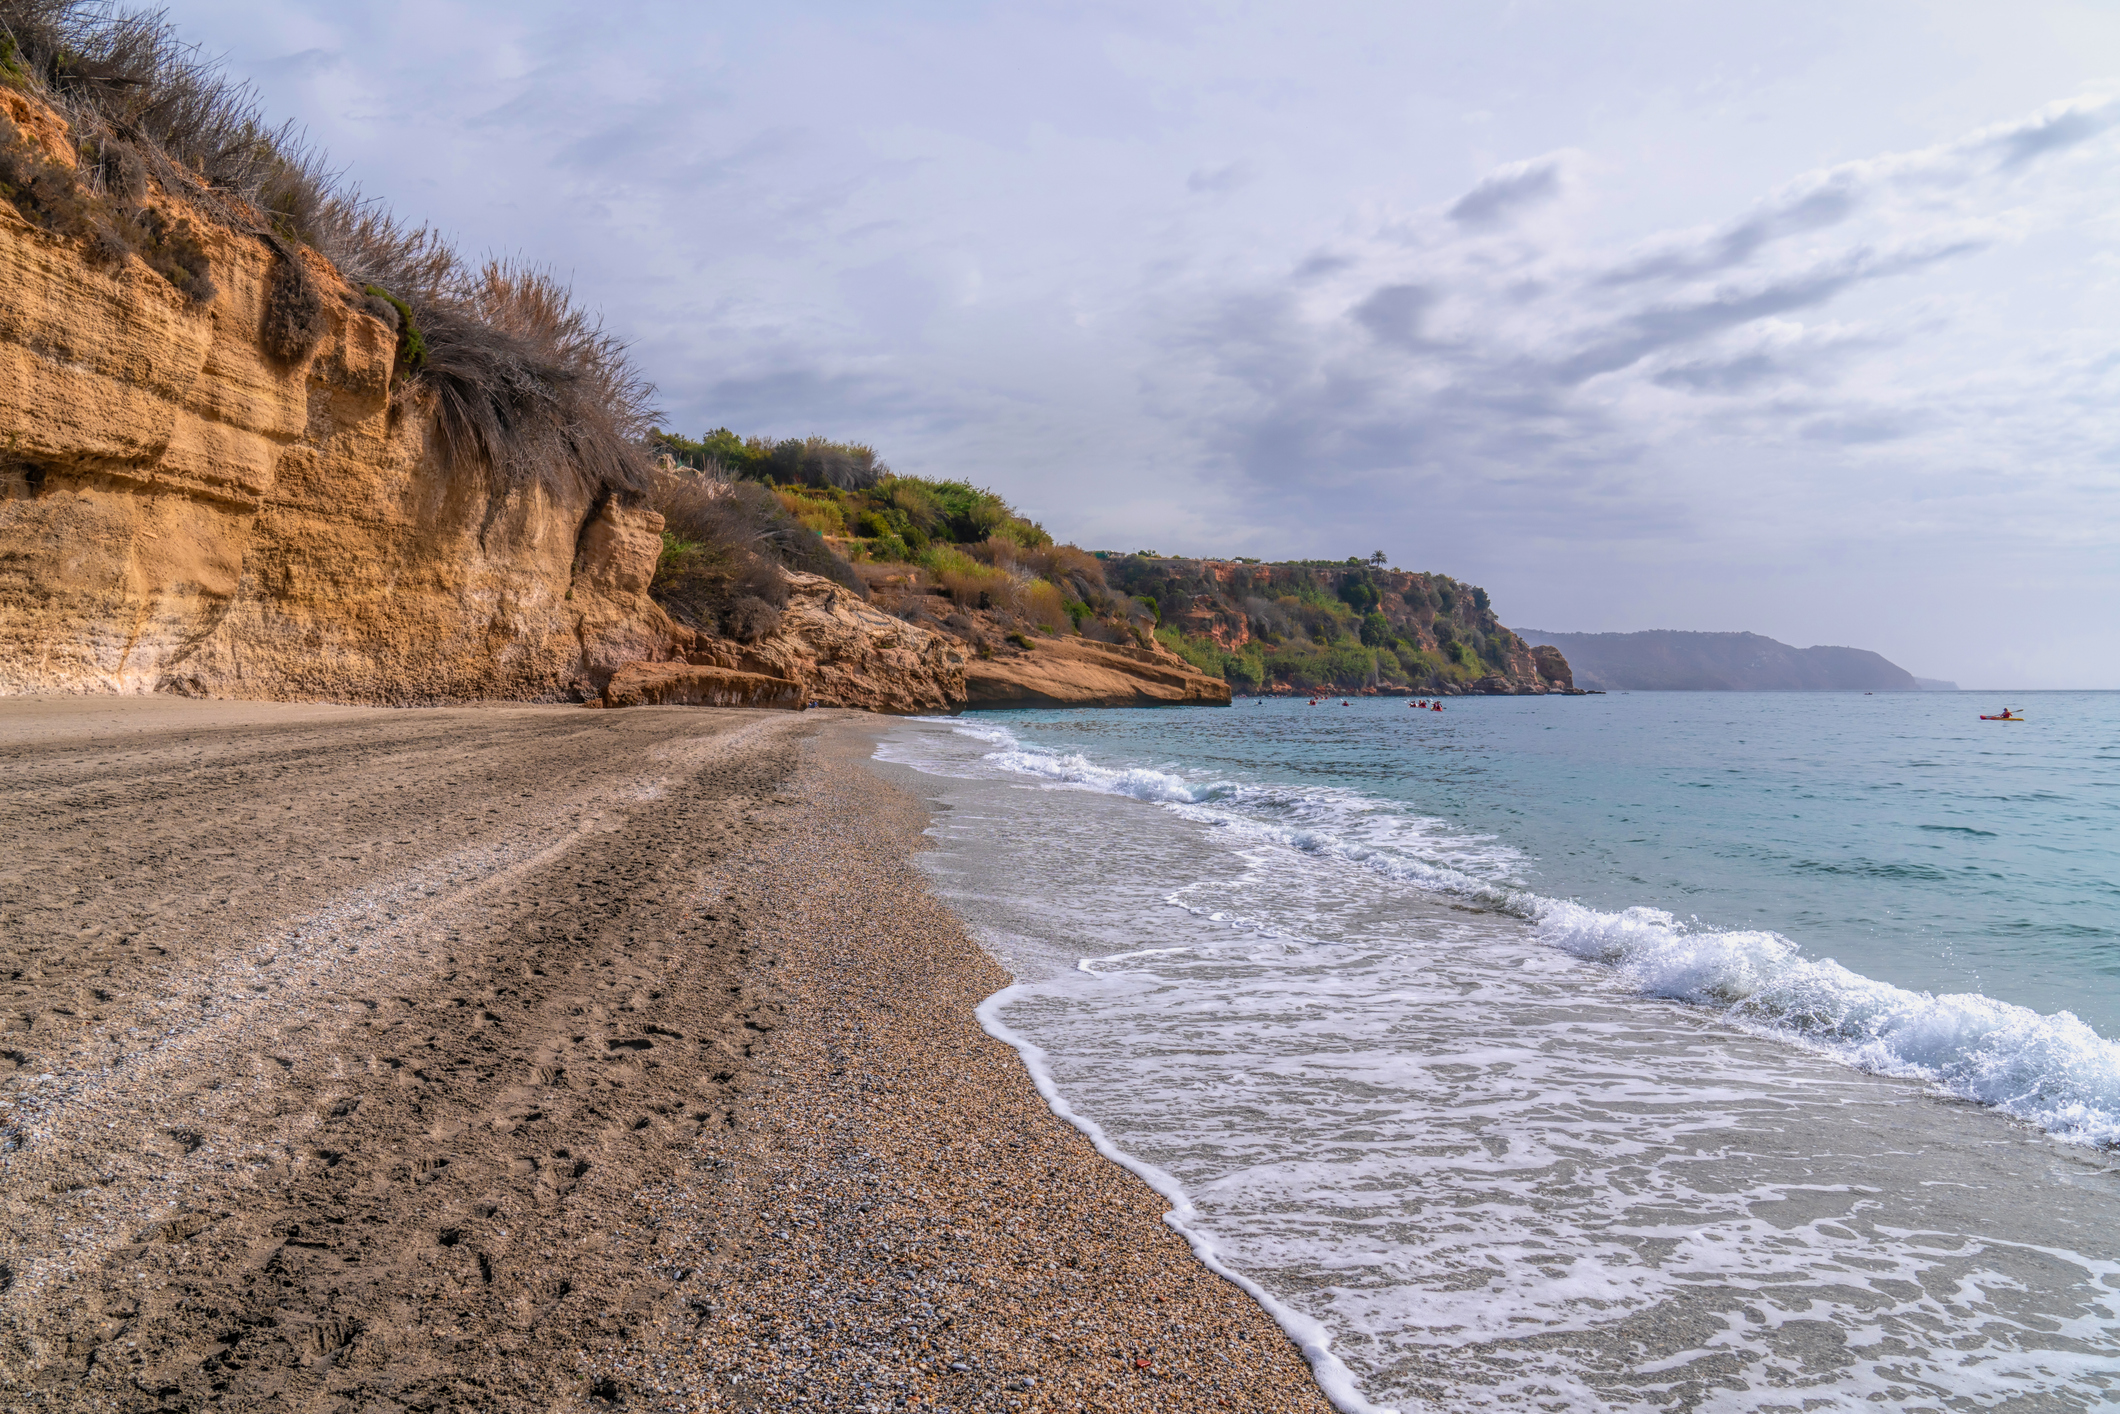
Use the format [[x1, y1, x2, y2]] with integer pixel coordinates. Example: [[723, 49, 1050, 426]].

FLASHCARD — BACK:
[[1980, 712, 2024, 721]]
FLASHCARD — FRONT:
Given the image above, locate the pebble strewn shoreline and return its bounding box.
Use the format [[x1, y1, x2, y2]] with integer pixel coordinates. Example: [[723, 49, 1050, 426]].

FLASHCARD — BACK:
[[607, 715, 1335, 1411]]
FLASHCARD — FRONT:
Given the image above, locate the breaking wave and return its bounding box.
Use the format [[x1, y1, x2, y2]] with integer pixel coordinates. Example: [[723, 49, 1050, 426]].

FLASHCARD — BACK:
[[933, 719, 2120, 1150]]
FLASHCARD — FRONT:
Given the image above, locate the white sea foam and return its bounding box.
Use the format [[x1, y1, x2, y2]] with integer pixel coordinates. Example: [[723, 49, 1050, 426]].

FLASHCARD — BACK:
[[975, 985, 1404, 1414], [937, 719, 2120, 1150], [1533, 899, 2120, 1148]]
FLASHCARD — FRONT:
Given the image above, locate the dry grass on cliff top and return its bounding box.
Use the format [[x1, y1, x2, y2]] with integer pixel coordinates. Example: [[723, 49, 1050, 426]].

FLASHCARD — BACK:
[[0, 0, 657, 501]]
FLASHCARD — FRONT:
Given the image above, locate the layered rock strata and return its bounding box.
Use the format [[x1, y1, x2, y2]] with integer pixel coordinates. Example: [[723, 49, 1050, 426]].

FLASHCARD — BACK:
[[964, 635, 1232, 708], [0, 91, 667, 704], [677, 573, 967, 715], [0, 93, 974, 714]]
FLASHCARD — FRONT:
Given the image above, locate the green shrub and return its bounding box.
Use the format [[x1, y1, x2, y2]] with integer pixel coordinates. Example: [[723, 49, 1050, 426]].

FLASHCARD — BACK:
[[1360, 610, 1391, 647], [648, 468, 861, 627], [766, 436, 886, 490], [991, 516, 1053, 549], [1022, 579, 1070, 631], [1265, 641, 1378, 690], [777, 487, 849, 538], [921, 480, 1013, 542], [1225, 648, 1267, 693], [653, 427, 773, 478], [1339, 572, 1381, 614], [362, 284, 426, 368], [917, 544, 1012, 609]]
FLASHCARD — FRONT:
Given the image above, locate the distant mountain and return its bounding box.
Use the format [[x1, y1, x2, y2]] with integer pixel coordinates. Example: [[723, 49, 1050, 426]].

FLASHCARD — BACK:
[[1513, 629, 1918, 692], [1915, 678, 1959, 691]]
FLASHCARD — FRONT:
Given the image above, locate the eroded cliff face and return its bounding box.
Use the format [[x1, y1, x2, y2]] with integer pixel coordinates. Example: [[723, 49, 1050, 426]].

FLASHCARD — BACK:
[[0, 110, 672, 703], [676, 573, 968, 714]]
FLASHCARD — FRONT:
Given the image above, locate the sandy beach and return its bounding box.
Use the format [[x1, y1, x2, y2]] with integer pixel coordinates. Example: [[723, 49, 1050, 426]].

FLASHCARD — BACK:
[[0, 698, 1331, 1412]]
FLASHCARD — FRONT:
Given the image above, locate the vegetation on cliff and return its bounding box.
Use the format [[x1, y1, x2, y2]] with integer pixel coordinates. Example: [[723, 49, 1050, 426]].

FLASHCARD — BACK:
[[645, 428, 1142, 654], [646, 429, 1567, 695], [0, 0, 655, 502], [1104, 555, 1554, 694]]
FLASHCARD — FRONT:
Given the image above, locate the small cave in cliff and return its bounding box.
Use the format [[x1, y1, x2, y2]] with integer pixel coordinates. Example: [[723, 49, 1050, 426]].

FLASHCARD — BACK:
[[3, 462, 50, 499]]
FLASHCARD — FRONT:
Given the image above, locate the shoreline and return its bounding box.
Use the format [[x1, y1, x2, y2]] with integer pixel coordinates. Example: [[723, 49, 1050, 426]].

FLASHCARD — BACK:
[[630, 715, 1337, 1411], [0, 698, 1332, 1411]]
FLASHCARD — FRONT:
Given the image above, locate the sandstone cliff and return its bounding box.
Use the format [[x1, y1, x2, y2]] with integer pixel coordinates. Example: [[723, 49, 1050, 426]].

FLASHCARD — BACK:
[[0, 78, 1349, 718], [0, 91, 1006, 715], [1, 95, 674, 703]]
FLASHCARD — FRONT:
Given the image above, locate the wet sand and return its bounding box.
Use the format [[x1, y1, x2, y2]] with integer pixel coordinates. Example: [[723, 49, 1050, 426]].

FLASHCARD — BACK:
[[0, 698, 1332, 1412]]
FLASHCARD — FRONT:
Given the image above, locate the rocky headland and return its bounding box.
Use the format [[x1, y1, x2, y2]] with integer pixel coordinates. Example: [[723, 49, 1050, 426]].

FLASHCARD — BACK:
[[1516, 628, 1917, 692]]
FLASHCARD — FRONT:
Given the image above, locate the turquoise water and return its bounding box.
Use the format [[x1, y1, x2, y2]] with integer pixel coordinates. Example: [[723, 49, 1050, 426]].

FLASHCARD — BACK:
[[981, 690, 2120, 1039], [876, 692, 2120, 1411]]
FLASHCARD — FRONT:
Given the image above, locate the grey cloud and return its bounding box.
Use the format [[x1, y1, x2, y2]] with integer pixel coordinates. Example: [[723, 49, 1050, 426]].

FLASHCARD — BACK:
[[1293, 251, 1352, 280], [1351, 284, 1437, 348], [1556, 242, 1978, 384], [1652, 328, 1876, 393], [1447, 158, 1561, 226], [1174, 288, 1661, 550], [1652, 351, 1786, 393], [1993, 101, 2119, 168], [1601, 180, 1860, 287]]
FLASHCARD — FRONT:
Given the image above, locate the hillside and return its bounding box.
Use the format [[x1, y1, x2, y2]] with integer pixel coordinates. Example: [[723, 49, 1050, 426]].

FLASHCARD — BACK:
[[1516, 629, 1916, 691], [645, 442, 1571, 698], [1100, 555, 1575, 695]]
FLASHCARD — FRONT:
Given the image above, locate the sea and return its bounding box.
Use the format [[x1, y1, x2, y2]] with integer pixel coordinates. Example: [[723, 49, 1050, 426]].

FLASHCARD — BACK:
[[868, 690, 2120, 1414]]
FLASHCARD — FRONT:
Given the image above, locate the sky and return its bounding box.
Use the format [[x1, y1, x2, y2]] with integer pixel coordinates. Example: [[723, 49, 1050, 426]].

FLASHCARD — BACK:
[[171, 0, 2120, 687]]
